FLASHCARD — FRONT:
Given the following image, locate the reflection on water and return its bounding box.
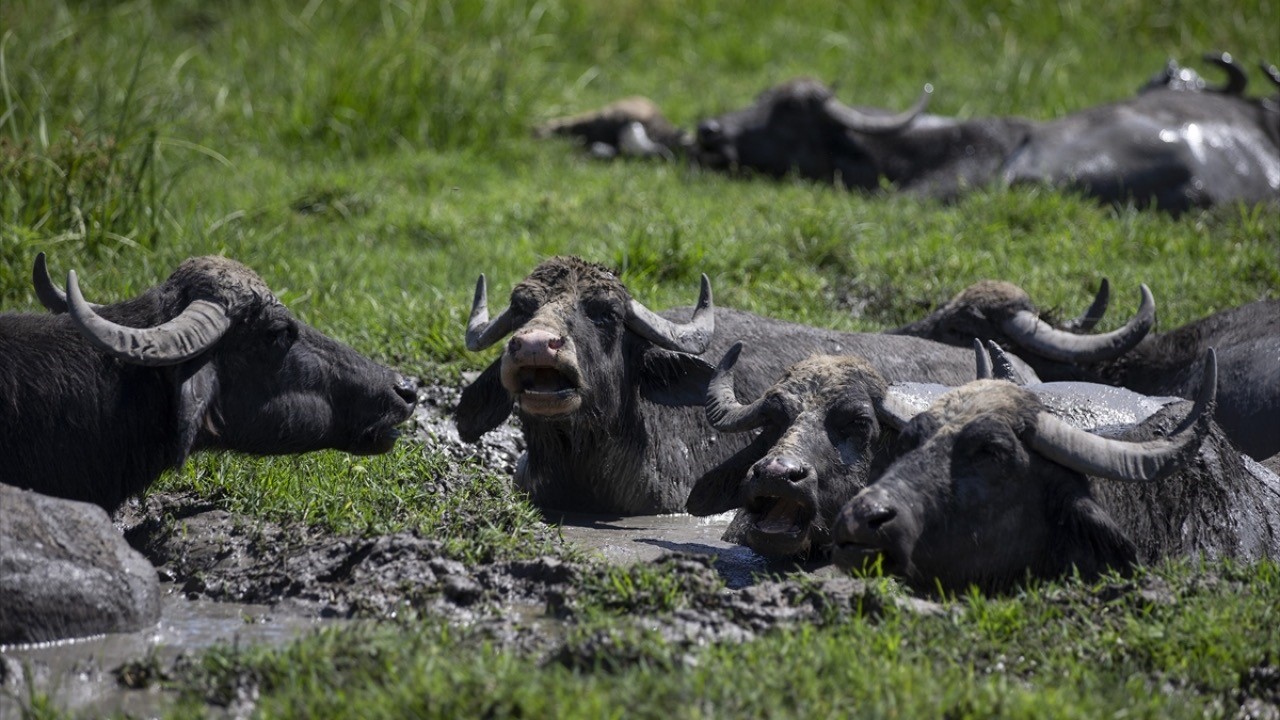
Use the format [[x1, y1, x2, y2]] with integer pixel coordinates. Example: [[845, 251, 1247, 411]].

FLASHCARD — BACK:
[[0, 588, 341, 719]]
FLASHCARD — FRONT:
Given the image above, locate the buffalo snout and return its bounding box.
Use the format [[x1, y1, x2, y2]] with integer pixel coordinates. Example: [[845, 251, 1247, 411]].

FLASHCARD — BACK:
[[393, 375, 419, 406], [753, 455, 808, 483], [508, 328, 566, 365], [832, 490, 903, 573]]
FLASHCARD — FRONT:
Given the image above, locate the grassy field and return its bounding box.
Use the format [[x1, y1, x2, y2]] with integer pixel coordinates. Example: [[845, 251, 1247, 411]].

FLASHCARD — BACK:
[[3, 0, 1279, 717]]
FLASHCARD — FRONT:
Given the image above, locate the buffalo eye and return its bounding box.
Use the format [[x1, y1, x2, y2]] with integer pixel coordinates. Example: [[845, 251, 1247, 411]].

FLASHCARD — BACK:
[[583, 298, 621, 328], [897, 413, 941, 452], [828, 404, 876, 444], [509, 292, 539, 322], [953, 418, 1021, 475]]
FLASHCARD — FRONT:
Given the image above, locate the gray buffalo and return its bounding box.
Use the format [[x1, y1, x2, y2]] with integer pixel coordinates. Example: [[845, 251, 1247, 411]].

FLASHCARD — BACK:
[[893, 277, 1279, 461], [832, 354, 1280, 592], [1139, 52, 1249, 95], [454, 256, 1040, 515], [692, 77, 1279, 212], [4, 255, 418, 510]]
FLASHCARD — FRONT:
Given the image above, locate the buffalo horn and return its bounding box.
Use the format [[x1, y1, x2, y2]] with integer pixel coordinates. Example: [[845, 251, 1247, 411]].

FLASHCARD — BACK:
[[1028, 349, 1216, 482], [973, 338, 993, 380], [32, 252, 100, 314], [465, 274, 515, 351], [1002, 284, 1154, 363], [875, 387, 923, 431], [1059, 278, 1110, 333], [1204, 52, 1247, 95], [66, 270, 231, 367], [986, 341, 1030, 385], [705, 343, 768, 432], [625, 273, 715, 354], [827, 84, 932, 135]]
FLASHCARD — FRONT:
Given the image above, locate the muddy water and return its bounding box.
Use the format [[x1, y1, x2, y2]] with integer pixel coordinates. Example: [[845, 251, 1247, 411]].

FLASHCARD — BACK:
[[0, 588, 342, 719]]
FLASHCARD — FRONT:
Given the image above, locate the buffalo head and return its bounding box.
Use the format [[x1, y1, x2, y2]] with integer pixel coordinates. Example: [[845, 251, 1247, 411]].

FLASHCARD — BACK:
[[41, 254, 417, 462], [686, 345, 903, 558], [455, 256, 714, 440], [895, 279, 1155, 365], [693, 77, 931, 186], [831, 353, 1217, 592]]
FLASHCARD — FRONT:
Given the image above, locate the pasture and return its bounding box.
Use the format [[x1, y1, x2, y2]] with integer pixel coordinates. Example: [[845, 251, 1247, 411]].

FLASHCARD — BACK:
[[2, 0, 1278, 717]]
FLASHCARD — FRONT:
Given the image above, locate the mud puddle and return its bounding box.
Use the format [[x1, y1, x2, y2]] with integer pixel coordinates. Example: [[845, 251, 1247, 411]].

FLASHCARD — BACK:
[[0, 589, 340, 720]]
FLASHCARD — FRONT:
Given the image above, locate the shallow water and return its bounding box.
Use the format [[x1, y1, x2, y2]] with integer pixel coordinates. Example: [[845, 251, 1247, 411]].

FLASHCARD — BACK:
[[0, 588, 341, 719]]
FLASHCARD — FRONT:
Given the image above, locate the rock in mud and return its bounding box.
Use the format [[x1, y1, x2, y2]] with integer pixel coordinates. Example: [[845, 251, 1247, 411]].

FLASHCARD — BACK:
[[0, 486, 160, 644]]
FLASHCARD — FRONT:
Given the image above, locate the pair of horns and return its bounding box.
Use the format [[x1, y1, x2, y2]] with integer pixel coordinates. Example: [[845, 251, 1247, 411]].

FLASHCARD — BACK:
[[973, 339, 1033, 384], [826, 84, 933, 135], [34, 253, 231, 367], [1003, 284, 1154, 363], [465, 273, 715, 355], [880, 349, 1218, 483]]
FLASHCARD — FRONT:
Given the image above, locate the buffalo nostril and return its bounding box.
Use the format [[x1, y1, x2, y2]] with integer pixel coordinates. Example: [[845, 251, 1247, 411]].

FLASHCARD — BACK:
[[394, 377, 418, 405], [860, 504, 897, 531], [756, 456, 808, 482], [508, 336, 523, 352]]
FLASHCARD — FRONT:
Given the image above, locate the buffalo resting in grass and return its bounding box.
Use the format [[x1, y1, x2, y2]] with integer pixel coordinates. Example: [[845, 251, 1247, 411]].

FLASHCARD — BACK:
[[832, 353, 1280, 593], [538, 62, 1280, 212], [4, 254, 418, 511], [454, 256, 1040, 515], [894, 278, 1280, 461]]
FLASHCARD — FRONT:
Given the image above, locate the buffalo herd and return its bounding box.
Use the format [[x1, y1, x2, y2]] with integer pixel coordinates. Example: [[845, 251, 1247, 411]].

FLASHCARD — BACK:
[[537, 54, 1280, 214], [3, 57, 1278, 645]]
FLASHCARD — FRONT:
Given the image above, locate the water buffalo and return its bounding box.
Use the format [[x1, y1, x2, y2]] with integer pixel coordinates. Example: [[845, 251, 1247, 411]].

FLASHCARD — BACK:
[[692, 76, 1279, 212], [683, 345, 900, 558], [454, 256, 1040, 515], [4, 255, 418, 511], [892, 277, 1278, 460], [832, 354, 1280, 593]]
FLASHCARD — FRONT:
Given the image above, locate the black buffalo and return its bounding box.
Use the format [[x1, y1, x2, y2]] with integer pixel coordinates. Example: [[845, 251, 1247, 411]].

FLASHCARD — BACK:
[[3, 255, 417, 510], [454, 256, 1039, 515], [893, 277, 1279, 461], [693, 76, 1279, 212], [684, 345, 901, 558], [832, 355, 1280, 592]]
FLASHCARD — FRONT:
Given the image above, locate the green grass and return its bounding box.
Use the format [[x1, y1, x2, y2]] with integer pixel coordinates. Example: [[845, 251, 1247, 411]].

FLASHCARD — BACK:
[[2, 0, 1278, 717]]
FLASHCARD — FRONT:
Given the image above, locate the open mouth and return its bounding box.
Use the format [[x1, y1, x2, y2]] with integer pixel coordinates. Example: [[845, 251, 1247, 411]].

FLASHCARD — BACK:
[[744, 495, 816, 556], [514, 367, 582, 416], [351, 424, 402, 456]]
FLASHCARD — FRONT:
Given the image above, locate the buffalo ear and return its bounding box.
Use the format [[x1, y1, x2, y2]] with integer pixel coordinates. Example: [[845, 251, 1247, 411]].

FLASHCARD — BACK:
[[455, 359, 513, 442], [171, 361, 219, 467], [1050, 489, 1138, 579], [686, 432, 772, 516], [638, 349, 716, 407]]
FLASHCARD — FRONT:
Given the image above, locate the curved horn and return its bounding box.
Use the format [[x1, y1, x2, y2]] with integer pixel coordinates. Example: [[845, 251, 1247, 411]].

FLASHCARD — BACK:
[[66, 270, 231, 367], [1002, 284, 1154, 363], [1060, 278, 1110, 333], [32, 252, 101, 314], [1029, 349, 1216, 482], [826, 84, 932, 135], [465, 274, 516, 352], [974, 338, 993, 380], [1204, 52, 1247, 95], [985, 341, 1030, 385], [625, 274, 714, 354], [705, 343, 768, 432]]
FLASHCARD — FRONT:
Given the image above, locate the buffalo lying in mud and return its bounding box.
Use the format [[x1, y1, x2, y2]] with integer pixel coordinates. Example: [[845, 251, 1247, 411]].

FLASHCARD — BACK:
[[3, 254, 418, 511], [538, 65, 1280, 212], [684, 345, 900, 558], [454, 256, 1039, 515], [832, 353, 1280, 593], [894, 278, 1280, 461]]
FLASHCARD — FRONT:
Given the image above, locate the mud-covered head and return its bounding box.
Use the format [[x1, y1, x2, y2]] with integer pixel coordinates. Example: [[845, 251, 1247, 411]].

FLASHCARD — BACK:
[[455, 256, 715, 440], [833, 360, 1216, 593], [50, 255, 417, 462], [686, 347, 896, 558], [896, 278, 1155, 365], [692, 77, 931, 187]]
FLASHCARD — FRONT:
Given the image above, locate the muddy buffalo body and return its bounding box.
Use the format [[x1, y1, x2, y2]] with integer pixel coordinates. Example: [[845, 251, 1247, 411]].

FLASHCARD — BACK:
[[1, 255, 417, 511], [454, 256, 1039, 515], [893, 279, 1280, 461], [832, 358, 1280, 593]]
